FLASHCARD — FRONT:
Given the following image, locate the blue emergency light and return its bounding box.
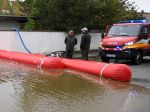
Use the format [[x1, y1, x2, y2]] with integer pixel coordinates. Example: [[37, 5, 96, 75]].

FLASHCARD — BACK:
[[116, 46, 120, 49], [120, 19, 148, 23]]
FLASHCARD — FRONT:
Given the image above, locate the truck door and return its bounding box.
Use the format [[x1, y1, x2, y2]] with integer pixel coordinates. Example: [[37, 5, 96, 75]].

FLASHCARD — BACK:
[[147, 24, 150, 55], [139, 25, 150, 55], [148, 24, 150, 44], [140, 25, 149, 40]]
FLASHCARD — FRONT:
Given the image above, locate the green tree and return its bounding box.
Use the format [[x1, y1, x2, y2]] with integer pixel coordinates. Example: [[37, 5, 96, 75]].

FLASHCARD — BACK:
[[19, 0, 34, 15], [24, 17, 35, 31], [0, 0, 27, 15], [26, 0, 138, 32]]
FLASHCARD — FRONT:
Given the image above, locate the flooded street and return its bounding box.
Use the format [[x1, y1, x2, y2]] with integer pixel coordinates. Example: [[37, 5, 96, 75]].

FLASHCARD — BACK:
[[0, 59, 150, 112], [130, 58, 150, 89]]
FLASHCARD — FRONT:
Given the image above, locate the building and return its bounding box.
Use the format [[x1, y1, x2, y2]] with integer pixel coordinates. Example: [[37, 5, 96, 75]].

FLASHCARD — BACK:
[[143, 12, 150, 21], [0, 15, 28, 30], [138, 10, 150, 21]]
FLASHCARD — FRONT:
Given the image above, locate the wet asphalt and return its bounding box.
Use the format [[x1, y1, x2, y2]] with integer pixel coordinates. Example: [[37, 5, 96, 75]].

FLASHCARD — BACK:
[[128, 58, 150, 88]]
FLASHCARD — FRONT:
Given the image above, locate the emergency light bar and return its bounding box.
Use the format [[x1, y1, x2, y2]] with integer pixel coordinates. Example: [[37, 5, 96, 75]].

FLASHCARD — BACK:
[[120, 19, 148, 23]]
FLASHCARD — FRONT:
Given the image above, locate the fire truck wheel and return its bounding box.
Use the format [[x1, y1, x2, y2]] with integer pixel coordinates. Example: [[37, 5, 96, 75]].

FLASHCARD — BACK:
[[132, 52, 143, 65], [101, 56, 110, 63]]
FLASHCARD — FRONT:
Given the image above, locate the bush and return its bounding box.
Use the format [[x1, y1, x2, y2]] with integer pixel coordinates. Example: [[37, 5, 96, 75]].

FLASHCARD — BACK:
[[24, 17, 35, 31]]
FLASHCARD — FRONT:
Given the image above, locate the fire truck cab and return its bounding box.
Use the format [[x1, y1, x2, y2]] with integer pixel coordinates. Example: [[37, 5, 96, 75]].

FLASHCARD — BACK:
[[99, 19, 150, 64]]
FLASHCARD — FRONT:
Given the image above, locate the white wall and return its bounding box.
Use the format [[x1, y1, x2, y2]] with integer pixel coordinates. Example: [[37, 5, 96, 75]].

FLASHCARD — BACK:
[[0, 31, 101, 53]]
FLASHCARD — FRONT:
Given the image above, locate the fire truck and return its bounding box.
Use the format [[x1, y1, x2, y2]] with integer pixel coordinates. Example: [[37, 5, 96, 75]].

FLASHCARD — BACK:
[[99, 19, 150, 64]]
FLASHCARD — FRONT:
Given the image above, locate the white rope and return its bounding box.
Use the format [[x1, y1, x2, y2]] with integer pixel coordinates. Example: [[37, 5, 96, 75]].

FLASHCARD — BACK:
[[38, 57, 49, 71], [56, 53, 59, 57], [100, 64, 110, 77], [99, 63, 111, 84]]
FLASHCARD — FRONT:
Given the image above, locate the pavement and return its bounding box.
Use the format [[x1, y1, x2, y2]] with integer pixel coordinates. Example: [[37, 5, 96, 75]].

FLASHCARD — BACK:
[[128, 57, 150, 88], [73, 49, 99, 58]]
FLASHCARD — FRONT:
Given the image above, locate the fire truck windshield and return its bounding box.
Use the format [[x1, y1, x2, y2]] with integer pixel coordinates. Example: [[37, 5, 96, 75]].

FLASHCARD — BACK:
[[107, 24, 141, 37]]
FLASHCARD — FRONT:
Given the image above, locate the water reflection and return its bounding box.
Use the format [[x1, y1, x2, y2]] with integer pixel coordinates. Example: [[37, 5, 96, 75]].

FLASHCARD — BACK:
[[0, 59, 150, 112]]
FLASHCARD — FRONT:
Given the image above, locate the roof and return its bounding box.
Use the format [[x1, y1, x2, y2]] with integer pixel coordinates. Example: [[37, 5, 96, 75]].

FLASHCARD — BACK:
[[138, 12, 150, 14], [113, 19, 150, 25], [0, 15, 28, 23], [0, 15, 36, 23]]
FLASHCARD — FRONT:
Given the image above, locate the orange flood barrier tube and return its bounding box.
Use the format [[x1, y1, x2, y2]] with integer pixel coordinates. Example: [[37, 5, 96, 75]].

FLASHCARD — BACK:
[[0, 50, 131, 82], [0, 50, 64, 69], [62, 59, 131, 82]]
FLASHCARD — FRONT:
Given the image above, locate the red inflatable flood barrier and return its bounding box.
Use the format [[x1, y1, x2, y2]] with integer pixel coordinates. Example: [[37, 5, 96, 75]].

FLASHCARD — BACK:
[[0, 50, 64, 69], [0, 50, 131, 82], [62, 59, 131, 82]]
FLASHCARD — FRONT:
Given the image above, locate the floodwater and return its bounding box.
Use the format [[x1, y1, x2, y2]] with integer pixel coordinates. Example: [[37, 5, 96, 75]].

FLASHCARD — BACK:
[[0, 59, 150, 112]]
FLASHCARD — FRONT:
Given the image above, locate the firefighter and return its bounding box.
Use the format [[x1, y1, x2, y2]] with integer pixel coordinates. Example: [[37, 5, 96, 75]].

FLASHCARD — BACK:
[[80, 27, 91, 60], [64, 30, 77, 59]]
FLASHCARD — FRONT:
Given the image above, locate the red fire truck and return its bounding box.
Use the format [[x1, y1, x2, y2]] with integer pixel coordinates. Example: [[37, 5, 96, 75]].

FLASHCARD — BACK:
[[99, 19, 150, 64]]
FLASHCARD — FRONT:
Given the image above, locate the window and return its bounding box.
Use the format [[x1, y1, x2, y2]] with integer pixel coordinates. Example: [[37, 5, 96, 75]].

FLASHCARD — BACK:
[[107, 24, 141, 37], [141, 26, 148, 34]]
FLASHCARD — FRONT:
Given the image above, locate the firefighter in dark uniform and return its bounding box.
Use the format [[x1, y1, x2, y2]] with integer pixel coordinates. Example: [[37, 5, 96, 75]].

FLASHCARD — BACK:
[[80, 27, 91, 60], [64, 30, 77, 59]]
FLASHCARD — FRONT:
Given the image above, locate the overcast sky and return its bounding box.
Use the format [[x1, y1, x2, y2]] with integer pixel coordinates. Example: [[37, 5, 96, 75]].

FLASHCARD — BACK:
[[129, 0, 150, 12]]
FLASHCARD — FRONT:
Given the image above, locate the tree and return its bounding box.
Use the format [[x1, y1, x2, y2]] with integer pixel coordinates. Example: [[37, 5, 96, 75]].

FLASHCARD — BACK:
[[25, 0, 138, 32], [0, 0, 26, 15], [24, 17, 35, 31], [19, 0, 34, 16]]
